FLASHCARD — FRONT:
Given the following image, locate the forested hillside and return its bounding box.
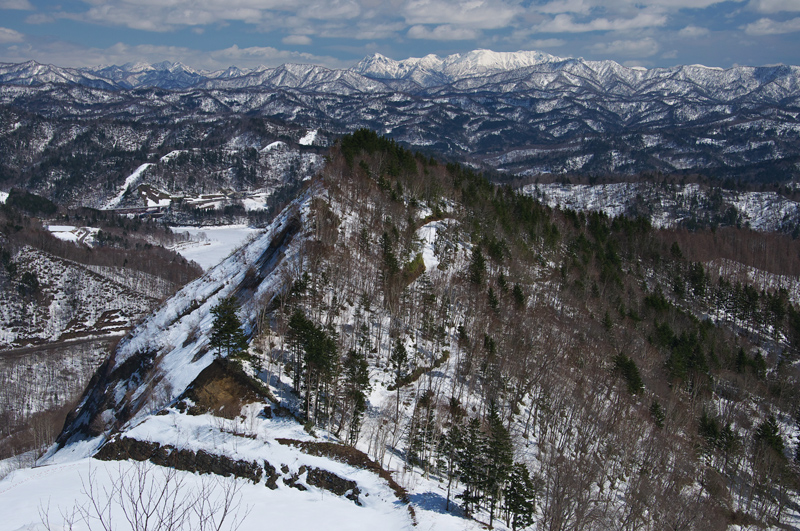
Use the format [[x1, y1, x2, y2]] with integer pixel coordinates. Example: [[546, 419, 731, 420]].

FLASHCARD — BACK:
[[0, 191, 202, 467], [54, 130, 800, 530]]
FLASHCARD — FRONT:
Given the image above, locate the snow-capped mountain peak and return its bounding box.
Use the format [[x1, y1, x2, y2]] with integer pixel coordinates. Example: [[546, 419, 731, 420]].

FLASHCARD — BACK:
[[353, 48, 563, 82]]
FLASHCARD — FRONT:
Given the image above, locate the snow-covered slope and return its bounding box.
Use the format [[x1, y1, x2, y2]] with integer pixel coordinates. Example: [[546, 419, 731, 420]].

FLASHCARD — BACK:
[[524, 181, 800, 233], [2, 50, 800, 179]]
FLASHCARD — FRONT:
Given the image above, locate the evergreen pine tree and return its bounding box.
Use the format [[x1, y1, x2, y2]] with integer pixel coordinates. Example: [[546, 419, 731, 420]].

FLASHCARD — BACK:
[[390, 338, 409, 416], [504, 462, 538, 531], [456, 417, 488, 516], [209, 296, 248, 359], [486, 403, 514, 526], [469, 246, 486, 285], [343, 349, 370, 444]]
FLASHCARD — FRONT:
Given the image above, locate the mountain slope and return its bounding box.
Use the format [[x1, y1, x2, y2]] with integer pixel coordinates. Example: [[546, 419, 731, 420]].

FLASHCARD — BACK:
[[1, 50, 800, 180], [13, 132, 796, 531]]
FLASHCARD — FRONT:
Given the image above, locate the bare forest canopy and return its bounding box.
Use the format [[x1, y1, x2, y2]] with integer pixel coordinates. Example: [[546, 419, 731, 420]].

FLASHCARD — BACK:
[[214, 129, 800, 529], [1, 189, 202, 288]]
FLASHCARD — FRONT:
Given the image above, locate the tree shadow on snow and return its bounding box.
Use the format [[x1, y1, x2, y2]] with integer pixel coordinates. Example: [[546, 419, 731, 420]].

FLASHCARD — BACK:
[[409, 491, 465, 517]]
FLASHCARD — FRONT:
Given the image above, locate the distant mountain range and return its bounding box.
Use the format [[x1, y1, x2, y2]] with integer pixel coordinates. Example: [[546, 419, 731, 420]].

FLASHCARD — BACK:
[[2, 49, 800, 180]]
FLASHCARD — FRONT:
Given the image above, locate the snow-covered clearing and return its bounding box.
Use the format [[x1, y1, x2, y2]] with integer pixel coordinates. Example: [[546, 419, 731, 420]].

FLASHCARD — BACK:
[[46, 225, 100, 246], [299, 129, 318, 146], [169, 225, 262, 271]]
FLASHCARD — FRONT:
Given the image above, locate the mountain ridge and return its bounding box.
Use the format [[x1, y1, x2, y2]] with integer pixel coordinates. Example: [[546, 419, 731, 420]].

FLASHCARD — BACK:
[[2, 48, 800, 185]]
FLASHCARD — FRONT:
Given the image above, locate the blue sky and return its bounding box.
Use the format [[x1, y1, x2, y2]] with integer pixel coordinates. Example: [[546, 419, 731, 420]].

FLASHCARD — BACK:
[[0, 0, 799, 70]]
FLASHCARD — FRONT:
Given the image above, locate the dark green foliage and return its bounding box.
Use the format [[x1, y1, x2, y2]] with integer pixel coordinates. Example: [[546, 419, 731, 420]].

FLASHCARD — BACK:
[[650, 400, 665, 428], [380, 231, 400, 274], [19, 270, 39, 296], [454, 417, 488, 515], [407, 389, 438, 473], [652, 322, 708, 382], [688, 262, 707, 298], [512, 284, 526, 308], [503, 463, 538, 531], [734, 348, 767, 378], [209, 296, 248, 359], [485, 403, 514, 526], [390, 338, 409, 385], [5, 189, 57, 216], [614, 353, 644, 394], [343, 349, 370, 444], [752, 352, 767, 379], [497, 271, 508, 292], [699, 410, 720, 446], [488, 287, 499, 311], [483, 235, 507, 263], [755, 415, 785, 456], [644, 288, 670, 312], [670, 241, 683, 259], [736, 348, 748, 373], [469, 246, 486, 285], [287, 309, 339, 422], [602, 311, 613, 331], [339, 129, 417, 177]]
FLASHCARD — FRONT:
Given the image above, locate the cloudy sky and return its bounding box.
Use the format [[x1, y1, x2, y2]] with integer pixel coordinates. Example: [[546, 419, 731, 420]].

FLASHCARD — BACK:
[[0, 0, 798, 70]]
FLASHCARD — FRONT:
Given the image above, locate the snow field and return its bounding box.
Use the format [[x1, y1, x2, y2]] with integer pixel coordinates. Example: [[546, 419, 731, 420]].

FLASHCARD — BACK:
[[103, 163, 153, 209], [169, 225, 262, 271]]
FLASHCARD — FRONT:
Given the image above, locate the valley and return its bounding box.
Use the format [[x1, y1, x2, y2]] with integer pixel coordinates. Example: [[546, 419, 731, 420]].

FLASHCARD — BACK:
[[0, 51, 799, 531]]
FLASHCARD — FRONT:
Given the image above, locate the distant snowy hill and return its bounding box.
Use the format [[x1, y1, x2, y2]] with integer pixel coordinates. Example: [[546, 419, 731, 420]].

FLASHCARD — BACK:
[[2, 49, 800, 179], [524, 181, 800, 233]]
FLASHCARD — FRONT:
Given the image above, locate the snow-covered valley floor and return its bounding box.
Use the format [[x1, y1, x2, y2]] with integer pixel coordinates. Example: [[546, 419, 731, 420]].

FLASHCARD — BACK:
[[169, 225, 263, 271]]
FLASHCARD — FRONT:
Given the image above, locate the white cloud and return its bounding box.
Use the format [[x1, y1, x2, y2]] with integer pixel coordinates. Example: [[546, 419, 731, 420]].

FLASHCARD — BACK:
[[0, 40, 348, 69], [315, 21, 407, 40], [0, 0, 34, 9], [590, 37, 659, 57], [282, 34, 312, 45], [407, 24, 482, 39], [678, 25, 710, 38], [25, 13, 56, 24], [535, 12, 667, 33], [0, 27, 24, 43], [537, 0, 593, 15], [527, 38, 566, 48], [402, 0, 519, 29], [750, 0, 800, 13], [744, 16, 800, 34]]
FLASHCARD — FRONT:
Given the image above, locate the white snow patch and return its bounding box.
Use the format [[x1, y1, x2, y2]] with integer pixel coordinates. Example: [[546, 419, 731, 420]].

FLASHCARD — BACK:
[[103, 163, 153, 209], [160, 150, 188, 163], [47, 225, 101, 247], [299, 130, 318, 146], [260, 141, 286, 152], [0, 191, 8, 204], [170, 225, 262, 271], [417, 220, 448, 271]]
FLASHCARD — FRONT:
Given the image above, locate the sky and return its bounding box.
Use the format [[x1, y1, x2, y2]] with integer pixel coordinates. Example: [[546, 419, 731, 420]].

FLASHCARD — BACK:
[[0, 0, 799, 71]]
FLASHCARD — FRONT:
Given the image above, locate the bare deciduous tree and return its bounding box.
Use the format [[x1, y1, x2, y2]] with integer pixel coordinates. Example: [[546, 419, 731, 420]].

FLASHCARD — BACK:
[[40, 461, 249, 531]]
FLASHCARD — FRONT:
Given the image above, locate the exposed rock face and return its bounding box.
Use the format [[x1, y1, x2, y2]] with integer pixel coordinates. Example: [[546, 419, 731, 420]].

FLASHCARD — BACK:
[[306, 467, 361, 505], [95, 436, 264, 484]]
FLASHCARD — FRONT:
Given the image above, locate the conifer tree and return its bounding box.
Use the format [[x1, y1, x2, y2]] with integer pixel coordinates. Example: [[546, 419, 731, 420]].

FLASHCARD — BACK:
[[455, 417, 488, 515], [504, 462, 538, 531], [486, 403, 514, 526], [390, 338, 409, 416], [343, 349, 370, 444], [469, 246, 486, 285], [209, 296, 248, 359]]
